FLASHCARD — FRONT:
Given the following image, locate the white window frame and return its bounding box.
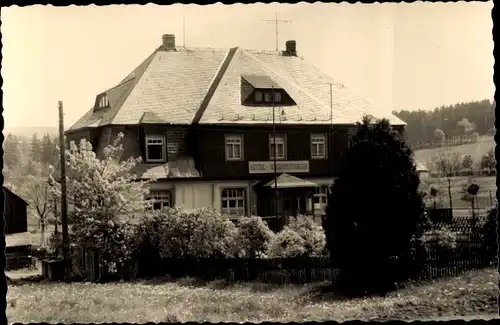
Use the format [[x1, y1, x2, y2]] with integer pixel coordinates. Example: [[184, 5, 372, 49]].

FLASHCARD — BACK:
[[264, 91, 272, 102], [97, 94, 109, 109], [145, 134, 166, 163], [269, 134, 286, 160], [148, 190, 173, 210], [225, 134, 243, 161], [254, 90, 263, 102], [311, 134, 327, 159], [221, 188, 246, 217], [313, 185, 329, 215], [273, 90, 282, 103]]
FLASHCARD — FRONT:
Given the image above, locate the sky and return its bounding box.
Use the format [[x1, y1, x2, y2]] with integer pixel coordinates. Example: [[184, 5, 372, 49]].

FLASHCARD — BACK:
[[1, 2, 494, 128]]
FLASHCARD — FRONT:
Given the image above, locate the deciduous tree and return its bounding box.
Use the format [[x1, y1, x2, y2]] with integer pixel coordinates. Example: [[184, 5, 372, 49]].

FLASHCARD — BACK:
[[20, 166, 51, 246], [480, 148, 496, 172], [49, 133, 154, 276], [432, 150, 463, 209]]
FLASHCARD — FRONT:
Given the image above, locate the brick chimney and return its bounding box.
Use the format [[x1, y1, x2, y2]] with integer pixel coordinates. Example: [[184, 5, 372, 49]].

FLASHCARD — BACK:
[[162, 34, 176, 51], [285, 40, 297, 56]]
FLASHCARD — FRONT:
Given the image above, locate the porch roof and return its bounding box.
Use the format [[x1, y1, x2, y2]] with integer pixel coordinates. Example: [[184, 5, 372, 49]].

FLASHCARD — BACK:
[[263, 173, 319, 189]]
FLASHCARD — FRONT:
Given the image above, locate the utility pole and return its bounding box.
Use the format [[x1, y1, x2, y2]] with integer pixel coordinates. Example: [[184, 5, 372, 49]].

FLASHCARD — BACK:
[[272, 86, 279, 224], [261, 12, 292, 51], [58, 101, 70, 282]]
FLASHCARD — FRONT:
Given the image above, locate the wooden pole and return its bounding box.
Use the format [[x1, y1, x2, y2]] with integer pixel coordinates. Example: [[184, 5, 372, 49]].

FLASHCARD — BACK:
[[272, 86, 279, 223], [58, 101, 70, 282]]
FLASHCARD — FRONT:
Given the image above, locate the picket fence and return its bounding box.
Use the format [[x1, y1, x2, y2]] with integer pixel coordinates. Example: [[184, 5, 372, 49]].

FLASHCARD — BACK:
[[133, 242, 495, 285], [77, 215, 495, 283]]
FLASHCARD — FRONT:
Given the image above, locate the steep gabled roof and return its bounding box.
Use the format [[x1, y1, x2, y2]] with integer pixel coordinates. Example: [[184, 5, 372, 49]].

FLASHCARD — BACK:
[[3, 186, 29, 205], [68, 40, 405, 133]]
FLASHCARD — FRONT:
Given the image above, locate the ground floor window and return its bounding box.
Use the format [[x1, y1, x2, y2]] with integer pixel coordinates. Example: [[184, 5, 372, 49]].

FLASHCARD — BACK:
[[313, 185, 329, 214], [221, 188, 246, 216], [148, 190, 173, 210]]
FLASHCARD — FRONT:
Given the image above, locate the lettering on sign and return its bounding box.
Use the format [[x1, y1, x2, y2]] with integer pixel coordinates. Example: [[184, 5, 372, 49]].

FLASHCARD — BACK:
[[248, 161, 310, 174]]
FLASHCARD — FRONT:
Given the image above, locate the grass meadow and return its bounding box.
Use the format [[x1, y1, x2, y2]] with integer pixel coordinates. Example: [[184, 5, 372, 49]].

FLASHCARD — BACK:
[[414, 136, 495, 165], [6, 268, 499, 323]]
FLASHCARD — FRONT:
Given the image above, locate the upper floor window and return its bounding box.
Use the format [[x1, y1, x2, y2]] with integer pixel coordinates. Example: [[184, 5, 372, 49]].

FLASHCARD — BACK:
[[225, 134, 243, 161], [145, 135, 166, 163], [221, 188, 246, 217], [148, 190, 172, 210], [269, 134, 286, 160], [311, 134, 327, 159]]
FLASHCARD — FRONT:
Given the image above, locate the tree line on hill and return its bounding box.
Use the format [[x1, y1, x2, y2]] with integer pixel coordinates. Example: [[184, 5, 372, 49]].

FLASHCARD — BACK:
[[393, 99, 495, 147], [3, 132, 60, 244]]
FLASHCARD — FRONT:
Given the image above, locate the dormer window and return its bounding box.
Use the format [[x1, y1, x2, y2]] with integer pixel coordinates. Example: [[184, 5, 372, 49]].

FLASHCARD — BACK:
[[95, 93, 110, 110], [241, 75, 295, 106], [273, 90, 282, 103], [264, 92, 271, 103], [254, 90, 263, 102]]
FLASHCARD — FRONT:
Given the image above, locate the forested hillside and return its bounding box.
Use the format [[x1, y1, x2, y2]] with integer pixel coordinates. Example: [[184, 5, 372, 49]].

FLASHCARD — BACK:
[[3, 132, 60, 229], [393, 99, 495, 148]]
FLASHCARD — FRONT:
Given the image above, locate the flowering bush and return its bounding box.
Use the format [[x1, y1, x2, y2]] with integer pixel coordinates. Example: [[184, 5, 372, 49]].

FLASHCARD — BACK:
[[48, 133, 154, 277], [420, 226, 458, 255], [157, 208, 237, 259], [287, 215, 326, 257], [267, 227, 307, 258], [234, 216, 275, 258]]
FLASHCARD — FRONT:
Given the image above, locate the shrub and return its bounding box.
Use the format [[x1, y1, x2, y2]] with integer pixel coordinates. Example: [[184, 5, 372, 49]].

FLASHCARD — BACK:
[[323, 117, 426, 295], [287, 215, 326, 257], [480, 148, 496, 171], [235, 216, 275, 258], [267, 227, 307, 258], [421, 226, 458, 253], [462, 154, 474, 170], [158, 208, 237, 259]]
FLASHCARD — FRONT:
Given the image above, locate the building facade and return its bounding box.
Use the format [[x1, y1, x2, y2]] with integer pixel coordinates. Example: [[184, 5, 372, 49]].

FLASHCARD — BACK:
[[66, 34, 406, 224]]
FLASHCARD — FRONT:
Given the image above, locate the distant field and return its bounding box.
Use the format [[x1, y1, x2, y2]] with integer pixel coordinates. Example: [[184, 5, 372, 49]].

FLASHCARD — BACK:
[[423, 176, 496, 211], [414, 136, 495, 166]]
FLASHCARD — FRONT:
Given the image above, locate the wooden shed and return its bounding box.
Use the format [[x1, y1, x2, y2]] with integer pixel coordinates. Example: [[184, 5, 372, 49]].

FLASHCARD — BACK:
[[3, 186, 29, 235]]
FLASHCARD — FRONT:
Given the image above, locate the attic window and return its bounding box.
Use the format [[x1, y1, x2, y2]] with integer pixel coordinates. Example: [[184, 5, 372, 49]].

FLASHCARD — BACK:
[[273, 91, 282, 103], [95, 93, 110, 110], [241, 75, 292, 106], [254, 91, 263, 102]]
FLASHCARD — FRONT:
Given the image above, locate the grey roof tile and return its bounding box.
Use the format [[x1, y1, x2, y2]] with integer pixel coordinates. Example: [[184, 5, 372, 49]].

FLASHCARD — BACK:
[[68, 42, 405, 134], [241, 74, 282, 89]]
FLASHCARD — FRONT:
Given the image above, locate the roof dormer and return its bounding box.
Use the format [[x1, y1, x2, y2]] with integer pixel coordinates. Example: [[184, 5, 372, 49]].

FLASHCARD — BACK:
[[94, 92, 110, 111], [240, 75, 296, 106]]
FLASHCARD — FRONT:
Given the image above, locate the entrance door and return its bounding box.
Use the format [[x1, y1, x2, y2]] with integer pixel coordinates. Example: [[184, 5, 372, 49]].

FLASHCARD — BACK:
[[283, 196, 293, 216]]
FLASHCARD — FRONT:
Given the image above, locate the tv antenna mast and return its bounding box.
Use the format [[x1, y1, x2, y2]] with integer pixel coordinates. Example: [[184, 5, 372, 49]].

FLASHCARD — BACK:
[[261, 12, 292, 51]]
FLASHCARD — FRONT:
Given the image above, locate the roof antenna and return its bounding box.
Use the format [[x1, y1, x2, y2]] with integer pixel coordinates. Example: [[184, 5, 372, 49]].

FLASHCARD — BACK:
[[261, 12, 292, 51]]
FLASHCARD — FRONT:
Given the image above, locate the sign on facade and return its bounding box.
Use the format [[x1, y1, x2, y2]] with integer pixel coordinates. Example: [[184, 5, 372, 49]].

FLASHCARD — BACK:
[[248, 161, 310, 174]]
